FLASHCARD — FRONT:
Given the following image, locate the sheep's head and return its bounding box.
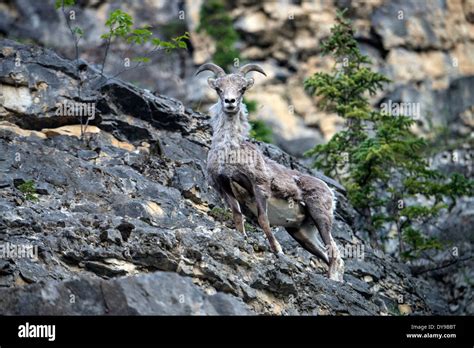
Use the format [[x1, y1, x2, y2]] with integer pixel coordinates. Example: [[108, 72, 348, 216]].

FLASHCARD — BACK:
[[196, 63, 266, 115]]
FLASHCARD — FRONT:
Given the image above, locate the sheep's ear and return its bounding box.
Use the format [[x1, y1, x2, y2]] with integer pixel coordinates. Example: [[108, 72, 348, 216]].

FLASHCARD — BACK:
[[208, 78, 217, 89], [245, 78, 254, 89]]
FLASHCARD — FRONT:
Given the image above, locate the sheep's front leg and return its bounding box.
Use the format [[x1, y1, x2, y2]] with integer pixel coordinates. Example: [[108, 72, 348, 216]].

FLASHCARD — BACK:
[[224, 193, 247, 237], [254, 189, 283, 255]]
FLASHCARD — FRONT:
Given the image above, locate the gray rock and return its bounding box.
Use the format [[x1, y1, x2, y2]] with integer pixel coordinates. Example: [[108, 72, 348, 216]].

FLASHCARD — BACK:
[[78, 149, 99, 161], [372, 0, 449, 50], [380, 76, 474, 134], [35, 182, 51, 195], [116, 221, 135, 242], [99, 229, 123, 246], [0, 271, 250, 315]]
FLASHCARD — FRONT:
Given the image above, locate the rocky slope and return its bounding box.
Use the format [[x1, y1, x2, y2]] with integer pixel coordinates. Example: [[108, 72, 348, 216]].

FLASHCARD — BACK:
[[0, 39, 449, 315]]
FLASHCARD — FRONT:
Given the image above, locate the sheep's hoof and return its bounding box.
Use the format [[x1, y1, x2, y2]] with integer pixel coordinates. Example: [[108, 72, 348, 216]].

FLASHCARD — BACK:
[[329, 271, 344, 283], [328, 258, 345, 282], [271, 242, 284, 256]]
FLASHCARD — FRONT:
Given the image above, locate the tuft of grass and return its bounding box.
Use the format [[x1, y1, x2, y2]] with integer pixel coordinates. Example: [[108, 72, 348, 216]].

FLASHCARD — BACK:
[[209, 207, 232, 222], [18, 180, 38, 202]]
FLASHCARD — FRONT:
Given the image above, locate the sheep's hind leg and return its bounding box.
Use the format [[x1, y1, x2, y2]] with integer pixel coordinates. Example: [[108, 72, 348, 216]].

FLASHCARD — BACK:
[[254, 188, 283, 255], [305, 196, 345, 282], [286, 219, 329, 265]]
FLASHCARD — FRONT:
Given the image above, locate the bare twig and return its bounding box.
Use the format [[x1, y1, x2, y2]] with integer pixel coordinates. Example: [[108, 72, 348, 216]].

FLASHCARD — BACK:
[[100, 31, 113, 76]]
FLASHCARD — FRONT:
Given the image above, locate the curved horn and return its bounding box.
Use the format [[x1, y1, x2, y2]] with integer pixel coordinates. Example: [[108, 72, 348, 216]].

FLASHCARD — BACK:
[[239, 63, 267, 76], [195, 63, 225, 77]]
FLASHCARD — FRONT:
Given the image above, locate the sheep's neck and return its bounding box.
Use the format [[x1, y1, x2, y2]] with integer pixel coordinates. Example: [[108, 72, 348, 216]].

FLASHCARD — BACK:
[[210, 103, 250, 150]]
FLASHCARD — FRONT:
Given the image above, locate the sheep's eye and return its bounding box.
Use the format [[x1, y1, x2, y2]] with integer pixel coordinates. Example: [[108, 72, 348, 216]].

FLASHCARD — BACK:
[[240, 88, 246, 93], [215, 88, 222, 94]]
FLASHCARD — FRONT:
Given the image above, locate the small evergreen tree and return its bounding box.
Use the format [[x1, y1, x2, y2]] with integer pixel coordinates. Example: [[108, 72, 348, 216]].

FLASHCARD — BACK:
[[304, 10, 473, 258]]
